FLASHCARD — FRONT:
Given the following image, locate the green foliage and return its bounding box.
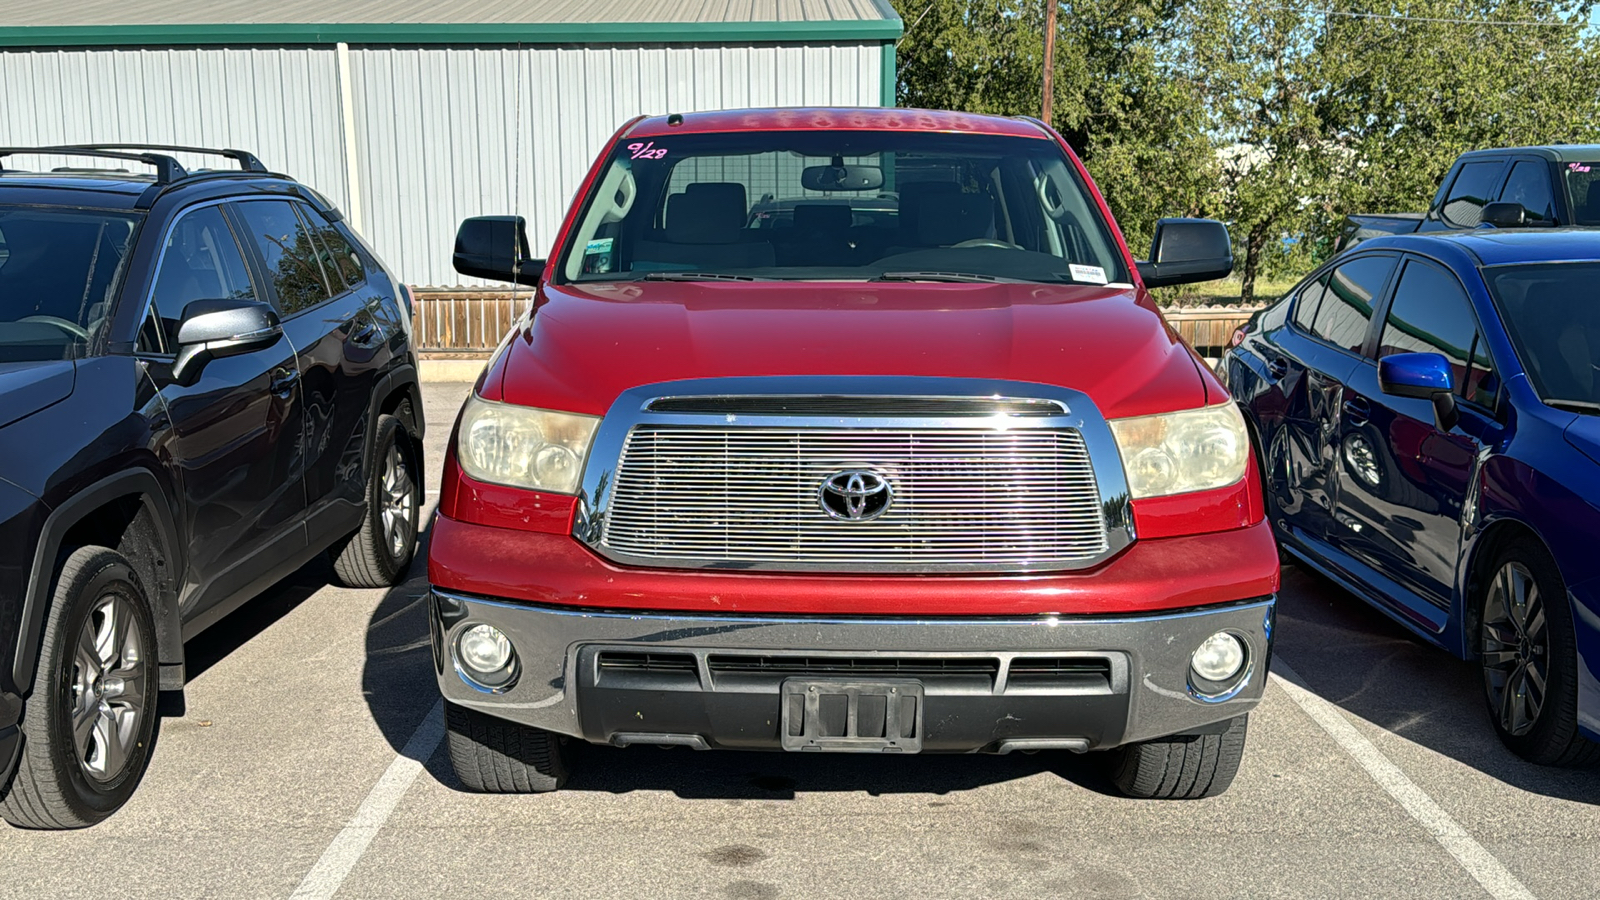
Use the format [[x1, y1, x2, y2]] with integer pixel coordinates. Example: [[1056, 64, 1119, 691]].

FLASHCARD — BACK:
[[891, 0, 1600, 305]]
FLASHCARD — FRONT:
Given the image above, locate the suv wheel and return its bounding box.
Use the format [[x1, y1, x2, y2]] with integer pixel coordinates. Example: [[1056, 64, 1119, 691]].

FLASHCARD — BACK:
[[331, 411, 420, 588], [1, 547, 159, 829], [445, 701, 568, 793], [1108, 714, 1248, 800], [1477, 537, 1600, 766]]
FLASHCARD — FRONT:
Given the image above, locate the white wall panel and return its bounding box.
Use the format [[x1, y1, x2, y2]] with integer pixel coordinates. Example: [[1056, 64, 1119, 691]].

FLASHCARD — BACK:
[[1, 41, 884, 287], [0, 47, 350, 211]]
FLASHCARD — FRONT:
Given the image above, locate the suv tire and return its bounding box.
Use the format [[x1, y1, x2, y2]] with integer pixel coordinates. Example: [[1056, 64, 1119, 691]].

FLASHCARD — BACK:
[[332, 410, 420, 589], [445, 701, 568, 793], [1478, 536, 1600, 767], [1109, 714, 1248, 800], [1, 547, 160, 829]]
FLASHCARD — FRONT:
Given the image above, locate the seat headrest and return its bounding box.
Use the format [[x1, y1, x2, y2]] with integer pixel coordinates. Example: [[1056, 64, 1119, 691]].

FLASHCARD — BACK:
[[665, 182, 749, 244], [917, 192, 995, 245], [791, 204, 852, 235]]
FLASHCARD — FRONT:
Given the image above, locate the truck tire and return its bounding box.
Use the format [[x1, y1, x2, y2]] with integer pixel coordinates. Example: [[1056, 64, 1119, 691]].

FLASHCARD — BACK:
[[445, 701, 568, 793], [1109, 714, 1248, 800], [331, 411, 420, 589], [1, 547, 160, 829], [1477, 537, 1600, 767]]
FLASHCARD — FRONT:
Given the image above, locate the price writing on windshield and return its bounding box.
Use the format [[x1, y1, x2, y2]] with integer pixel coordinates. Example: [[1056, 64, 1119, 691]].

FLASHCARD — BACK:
[[627, 141, 668, 160]]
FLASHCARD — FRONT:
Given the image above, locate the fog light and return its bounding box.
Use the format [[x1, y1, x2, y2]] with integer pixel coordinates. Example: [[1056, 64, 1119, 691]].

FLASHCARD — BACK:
[[458, 624, 512, 674], [1191, 631, 1246, 682]]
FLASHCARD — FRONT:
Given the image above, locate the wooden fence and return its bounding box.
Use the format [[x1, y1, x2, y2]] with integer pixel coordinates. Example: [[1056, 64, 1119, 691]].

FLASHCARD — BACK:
[[411, 290, 1260, 359]]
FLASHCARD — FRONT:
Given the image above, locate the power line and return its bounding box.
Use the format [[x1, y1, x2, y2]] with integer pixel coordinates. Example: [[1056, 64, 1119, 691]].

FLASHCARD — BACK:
[[1258, 4, 1593, 27]]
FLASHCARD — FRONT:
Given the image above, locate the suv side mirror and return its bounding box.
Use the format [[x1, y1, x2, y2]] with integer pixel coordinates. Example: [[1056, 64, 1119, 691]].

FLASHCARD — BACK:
[[1379, 351, 1459, 431], [1480, 201, 1547, 228], [454, 216, 543, 286], [172, 298, 282, 379], [1136, 218, 1234, 288]]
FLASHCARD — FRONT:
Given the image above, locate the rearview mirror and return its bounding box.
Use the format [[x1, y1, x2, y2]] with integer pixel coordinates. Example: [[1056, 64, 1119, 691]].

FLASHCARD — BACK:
[[1379, 351, 1459, 431], [800, 165, 884, 192], [1480, 201, 1547, 228], [1136, 218, 1233, 288], [454, 216, 543, 286], [172, 298, 282, 379]]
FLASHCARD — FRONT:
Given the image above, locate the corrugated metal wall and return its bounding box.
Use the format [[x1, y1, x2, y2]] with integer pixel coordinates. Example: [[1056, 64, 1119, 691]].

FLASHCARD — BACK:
[[1, 41, 884, 286]]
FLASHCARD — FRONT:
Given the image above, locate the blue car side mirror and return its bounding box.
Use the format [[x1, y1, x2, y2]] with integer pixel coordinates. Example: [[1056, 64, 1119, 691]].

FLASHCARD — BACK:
[[1379, 352, 1459, 431]]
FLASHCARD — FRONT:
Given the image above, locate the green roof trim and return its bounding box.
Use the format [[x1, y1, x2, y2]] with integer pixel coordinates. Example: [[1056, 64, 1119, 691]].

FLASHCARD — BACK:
[[0, 19, 903, 48]]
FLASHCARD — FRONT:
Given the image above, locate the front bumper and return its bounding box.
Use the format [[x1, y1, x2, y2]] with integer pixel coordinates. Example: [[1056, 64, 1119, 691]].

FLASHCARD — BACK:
[[430, 591, 1274, 752]]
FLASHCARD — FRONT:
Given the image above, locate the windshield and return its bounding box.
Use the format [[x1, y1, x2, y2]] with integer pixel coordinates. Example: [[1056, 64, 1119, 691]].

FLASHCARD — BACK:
[[1564, 162, 1600, 225], [557, 130, 1129, 285], [1484, 261, 1600, 409], [0, 205, 141, 362]]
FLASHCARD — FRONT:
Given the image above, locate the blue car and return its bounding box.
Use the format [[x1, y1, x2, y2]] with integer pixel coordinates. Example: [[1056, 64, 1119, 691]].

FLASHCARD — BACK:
[[1222, 229, 1600, 766]]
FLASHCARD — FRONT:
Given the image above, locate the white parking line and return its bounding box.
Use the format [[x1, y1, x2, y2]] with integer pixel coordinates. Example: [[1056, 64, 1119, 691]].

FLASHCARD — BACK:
[[1271, 661, 1535, 900], [289, 699, 446, 900]]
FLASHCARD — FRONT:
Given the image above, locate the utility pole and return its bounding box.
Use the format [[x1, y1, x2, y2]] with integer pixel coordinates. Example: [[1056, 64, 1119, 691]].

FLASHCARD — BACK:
[[1042, 0, 1058, 123]]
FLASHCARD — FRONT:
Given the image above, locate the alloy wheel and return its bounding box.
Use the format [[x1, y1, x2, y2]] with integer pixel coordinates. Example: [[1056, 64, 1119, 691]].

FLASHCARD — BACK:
[[1481, 561, 1549, 737], [380, 442, 416, 559], [69, 592, 147, 783]]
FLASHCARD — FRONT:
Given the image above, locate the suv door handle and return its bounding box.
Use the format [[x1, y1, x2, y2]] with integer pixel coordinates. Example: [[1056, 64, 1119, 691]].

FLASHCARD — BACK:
[[351, 321, 382, 346], [269, 367, 300, 399], [1266, 357, 1289, 380], [1342, 396, 1370, 426]]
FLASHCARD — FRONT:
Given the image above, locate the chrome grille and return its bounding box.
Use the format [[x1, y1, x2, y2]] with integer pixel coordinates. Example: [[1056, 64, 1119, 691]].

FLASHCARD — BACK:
[[599, 426, 1109, 572]]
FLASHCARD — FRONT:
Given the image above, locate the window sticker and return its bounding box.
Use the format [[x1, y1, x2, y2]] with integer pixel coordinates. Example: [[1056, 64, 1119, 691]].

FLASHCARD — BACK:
[[583, 237, 615, 274], [627, 141, 668, 160], [1569, 162, 1593, 173], [1069, 263, 1108, 284]]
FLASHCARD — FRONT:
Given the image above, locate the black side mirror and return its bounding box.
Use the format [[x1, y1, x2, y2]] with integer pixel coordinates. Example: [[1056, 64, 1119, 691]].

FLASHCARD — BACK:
[[1480, 201, 1547, 228], [1378, 351, 1459, 431], [1136, 218, 1234, 288], [454, 216, 543, 286], [172, 298, 282, 379]]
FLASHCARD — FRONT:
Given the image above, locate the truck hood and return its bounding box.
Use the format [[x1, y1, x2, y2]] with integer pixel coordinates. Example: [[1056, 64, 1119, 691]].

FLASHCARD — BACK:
[[0, 360, 74, 430], [488, 281, 1209, 419]]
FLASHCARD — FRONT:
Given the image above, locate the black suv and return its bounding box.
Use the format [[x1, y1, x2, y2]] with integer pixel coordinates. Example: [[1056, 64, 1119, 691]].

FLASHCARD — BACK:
[[0, 145, 424, 829]]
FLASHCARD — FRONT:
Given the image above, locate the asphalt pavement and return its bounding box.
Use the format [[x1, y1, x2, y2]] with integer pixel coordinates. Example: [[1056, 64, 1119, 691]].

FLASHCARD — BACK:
[[3, 381, 1598, 899]]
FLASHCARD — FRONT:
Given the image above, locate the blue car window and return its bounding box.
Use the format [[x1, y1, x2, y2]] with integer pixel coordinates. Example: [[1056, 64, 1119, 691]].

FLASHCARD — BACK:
[[1310, 254, 1394, 353], [1381, 259, 1496, 407], [1484, 261, 1600, 408], [1292, 273, 1328, 333]]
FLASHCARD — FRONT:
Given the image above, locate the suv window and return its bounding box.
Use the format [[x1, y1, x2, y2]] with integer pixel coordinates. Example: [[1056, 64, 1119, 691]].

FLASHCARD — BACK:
[[298, 205, 365, 290], [1500, 161, 1555, 221], [1310, 254, 1394, 353], [234, 199, 336, 315], [1380, 259, 1496, 408], [1440, 161, 1504, 227], [144, 205, 256, 353]]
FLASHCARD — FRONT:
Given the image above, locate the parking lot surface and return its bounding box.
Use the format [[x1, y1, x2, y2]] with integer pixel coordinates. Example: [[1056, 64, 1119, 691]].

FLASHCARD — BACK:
[[3, 381, 1598, 899]]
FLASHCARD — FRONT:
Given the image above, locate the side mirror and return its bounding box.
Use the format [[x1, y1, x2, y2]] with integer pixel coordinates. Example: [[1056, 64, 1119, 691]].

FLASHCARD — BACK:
[[1480, 202, 1531, 228], [454, 216, 543, 286], [172, 298, 282, 379], [1136, 218, 1234, 288], [1379, 351, 1459, 431]]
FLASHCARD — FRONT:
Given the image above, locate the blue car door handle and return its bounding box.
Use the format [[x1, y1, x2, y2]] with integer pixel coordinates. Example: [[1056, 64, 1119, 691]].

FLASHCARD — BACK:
[[1343, 396, 1370, 426], [1266, 357, 1289, 380]]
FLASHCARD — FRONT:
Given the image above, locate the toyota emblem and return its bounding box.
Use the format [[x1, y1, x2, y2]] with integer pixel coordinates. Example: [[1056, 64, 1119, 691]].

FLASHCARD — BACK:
[[818, 469, 893, 521]]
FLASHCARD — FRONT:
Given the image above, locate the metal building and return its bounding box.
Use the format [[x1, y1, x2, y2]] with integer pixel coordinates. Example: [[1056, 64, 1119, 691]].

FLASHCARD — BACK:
[[0, 2, 902, 286]]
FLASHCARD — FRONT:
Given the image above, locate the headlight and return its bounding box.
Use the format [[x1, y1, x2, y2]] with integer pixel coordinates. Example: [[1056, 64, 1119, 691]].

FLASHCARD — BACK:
[[1108, 402, 1249, 499], [457, 395, 599, 494]]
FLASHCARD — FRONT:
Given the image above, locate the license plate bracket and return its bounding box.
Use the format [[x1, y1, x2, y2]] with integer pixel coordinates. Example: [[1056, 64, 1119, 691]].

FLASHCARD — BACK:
[[779, 679, 924, 753]]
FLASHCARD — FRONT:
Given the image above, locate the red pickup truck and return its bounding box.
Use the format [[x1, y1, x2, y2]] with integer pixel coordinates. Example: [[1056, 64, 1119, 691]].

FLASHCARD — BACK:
[[429, 108, 1278, 799]]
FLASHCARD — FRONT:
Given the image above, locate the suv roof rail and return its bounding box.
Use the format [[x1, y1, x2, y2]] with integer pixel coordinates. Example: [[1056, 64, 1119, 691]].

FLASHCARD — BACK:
[[0, 146, 189, 183], [53, 143, 268, 174]]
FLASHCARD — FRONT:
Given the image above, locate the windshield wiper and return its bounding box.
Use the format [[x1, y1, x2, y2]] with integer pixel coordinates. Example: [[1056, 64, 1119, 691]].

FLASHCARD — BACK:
[[639, 271, 759, 282], [873, 271, 1020, 283], [1546, 398, 1600, 415]]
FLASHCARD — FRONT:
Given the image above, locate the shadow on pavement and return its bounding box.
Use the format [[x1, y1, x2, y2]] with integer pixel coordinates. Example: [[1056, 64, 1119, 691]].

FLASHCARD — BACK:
[[1274, 560, 1600, 805], [182, 556, 333, 683]]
